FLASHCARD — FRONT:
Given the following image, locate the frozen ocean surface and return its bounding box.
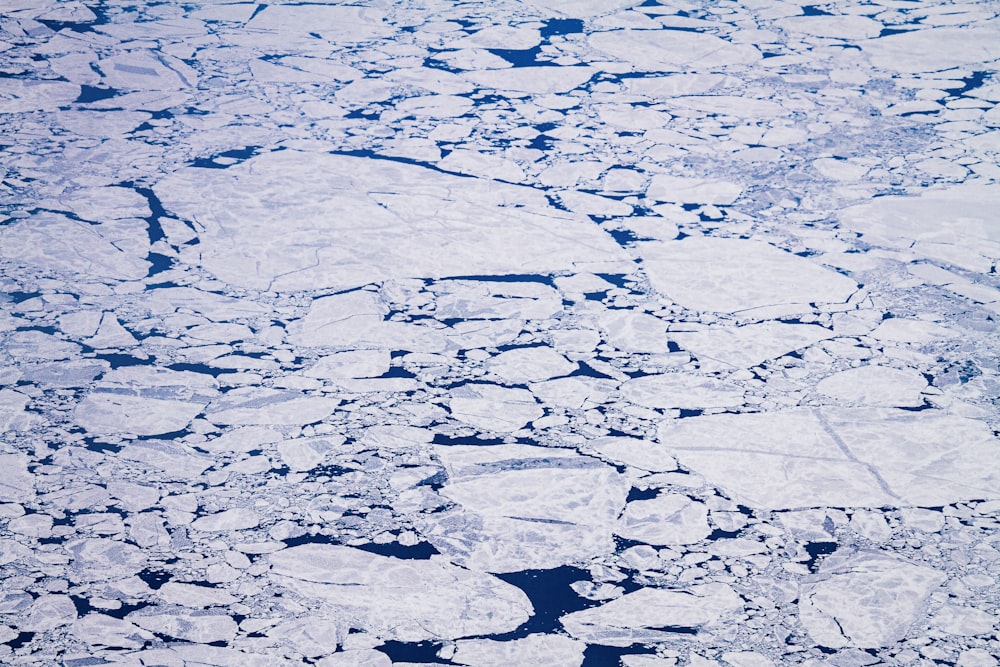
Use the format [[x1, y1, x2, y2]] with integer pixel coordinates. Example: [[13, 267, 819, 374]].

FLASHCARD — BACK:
[[1, 0, 999, 665]]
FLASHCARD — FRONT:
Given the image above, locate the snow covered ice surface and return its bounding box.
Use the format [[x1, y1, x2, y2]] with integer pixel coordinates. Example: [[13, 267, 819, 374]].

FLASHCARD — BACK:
[[2, 0, 1000, 665]]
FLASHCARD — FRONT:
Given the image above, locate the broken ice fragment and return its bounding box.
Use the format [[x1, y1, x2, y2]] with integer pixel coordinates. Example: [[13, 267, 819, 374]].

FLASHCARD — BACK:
[[421, 445, 628, 572], [815, 366, 927, 407], [269, 544, 532, 641], [620, 373, 744, 410], [660, 408, 1000, 509], [798, 552, 945, 648], [190, 507, 259, 532], [561, 583, 744, 646], [448, 383, 543, 433], [640, 237, 857, 313], [615, 494, 711, 546]]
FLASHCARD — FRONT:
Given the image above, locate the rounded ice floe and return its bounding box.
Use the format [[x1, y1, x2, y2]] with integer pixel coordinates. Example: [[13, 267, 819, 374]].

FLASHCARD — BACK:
[[659, 408, 1000, 509], [639, 236, 857, 314], [268, 544, 532, 641], [798, 552, 945, 649], [620, 373, 744, 410], [815, 365, 927, 407]]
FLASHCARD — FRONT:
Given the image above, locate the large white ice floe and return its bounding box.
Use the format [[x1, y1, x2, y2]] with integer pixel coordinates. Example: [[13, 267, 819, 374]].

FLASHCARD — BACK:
[[268, 544, 532, 641], [860, 24, 1000, 74], [0, 213, 150, 281], [589, 29, 760, 71], [560, 583, 744, 646], [419, 444, 629, 572], [639, 237, 857, 314], [815, 365, 928, 407], [615, 493, 711, 545], [838, 182, 1000, 261], [452, 634, 585, 666], [155, 150, 630, 291], [448, 383, 544, 433], [73, 366, 218, 436], [659, 408, 1000, 509], [798, 551, 945, 648], [668, 321, 836, 370]]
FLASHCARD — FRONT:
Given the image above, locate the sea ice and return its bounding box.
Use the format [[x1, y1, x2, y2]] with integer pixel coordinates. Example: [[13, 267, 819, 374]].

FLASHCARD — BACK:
[[155, 151, 630, 291], [561, 583, 744, 646], [659, 408, 1000, 509], [798, 552, 945, 648], [815, 365, 927, 407], [615, 494, 712, 546], [268, 544, 532, 641], [640, 237, 857, 314]]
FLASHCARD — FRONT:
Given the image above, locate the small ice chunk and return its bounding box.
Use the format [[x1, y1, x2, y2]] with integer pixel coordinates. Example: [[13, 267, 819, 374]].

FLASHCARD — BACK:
[[452, 634, 585, 666], [816, 366, 927, 407], [798, 552, 945, 648], [615, 494, 711, 545], [191, 508, 259, 532], [620, 373, 744, 410], [561, 583, 743, 646], [269, 544, 531, 641], [488, 346, 576, 383]]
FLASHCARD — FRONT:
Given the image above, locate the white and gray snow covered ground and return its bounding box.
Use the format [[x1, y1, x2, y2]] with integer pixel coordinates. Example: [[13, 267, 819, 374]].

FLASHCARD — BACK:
[[1, 0, 1000, 665]]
